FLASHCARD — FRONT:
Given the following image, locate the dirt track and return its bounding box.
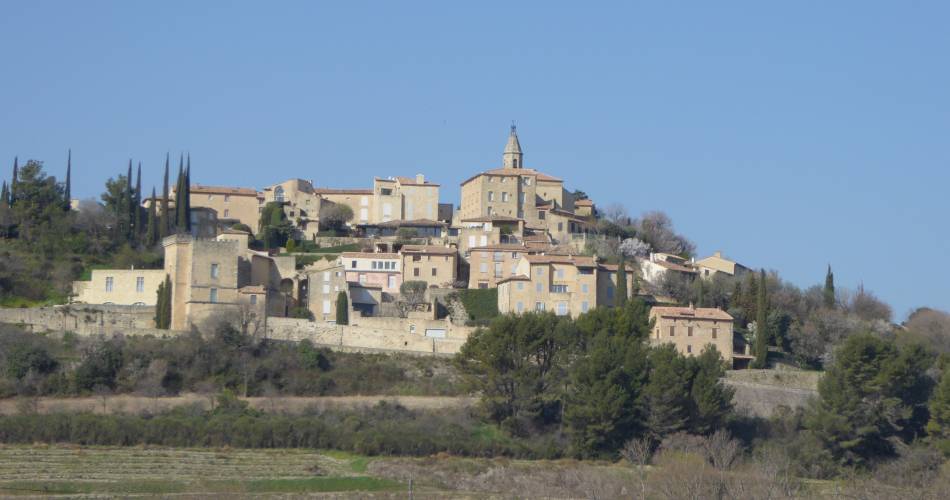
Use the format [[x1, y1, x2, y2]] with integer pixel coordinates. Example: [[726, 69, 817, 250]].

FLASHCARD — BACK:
[[0, 393, 477, 415]]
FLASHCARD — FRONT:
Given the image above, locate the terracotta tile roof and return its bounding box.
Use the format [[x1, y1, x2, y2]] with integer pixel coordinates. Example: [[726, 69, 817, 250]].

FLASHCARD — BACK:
[[341, 252, 400, 259], [525, 254, 596, 267], [188, 185, 259, 196], [314, 188, 373, 195], [239, 285, 266, 294], [498, 275, 531, 285], [522, 233, 549, 242], [651, 306, 734, 321], [598, 263, 636, 272], [395, 176, 440, 187], [400, 245, 457, 255], [652, 260, 699, 274], [574, 199, 594, 207], [369, 219, 446, 228], [460, 167, 563, 186], [460, 215, 523, 223], [469, 244, 534, 252]]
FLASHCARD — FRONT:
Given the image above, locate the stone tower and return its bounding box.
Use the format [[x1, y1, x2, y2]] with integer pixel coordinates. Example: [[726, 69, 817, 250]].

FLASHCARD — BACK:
[[502, 124, 523, 169]]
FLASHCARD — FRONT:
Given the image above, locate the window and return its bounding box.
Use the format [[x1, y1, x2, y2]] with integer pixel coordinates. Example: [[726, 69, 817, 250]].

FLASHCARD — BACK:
[[535, 302, 545, 312], [480, 235, 488, 246], [360, 196, 368, 206], [372, 261, 378, 270], [582, 284, 589, 294], [494, 262, 503, 277], [712, 328, 718, 339], [412, 255, 422, 262], [556, 269, 565, 279], [511, 252, 519, 259], [669, 326, 675, 337], [359, 274, 367, 284], [209, 288, 218, 303], [208, 194, 214, 200], [360, 208, 368, 221], [538, 210, 545, 220], [520, 193, 526, 203], [431, 268, 437, 277], [250, 295, 257, 305], [687, 345, 692, 354], [516, 302, 524, 312], [536, 282, 543, 293], [480, 263, 488, 273], [468, 236, 476, 248], [351, 260, 358, 268], [607, 286, 614, 299], [581, 301, 589, 312], [557, 222, 563, 232], [135, 277, 144, 293], [105, 277, 114, 292], [322, 284, 330, 294], [550, 284, 568, 293], [413, 268, 420, 277], [323, 271, 330, 282], [493, 251, 503, 262], [274, 186, 284, 202], [556, 302, 568, 316], [211, 263, 219, 279], [501, 177, 507, 183], [479, 282, 488, 289], [688, 326, 694, 337], [224, 194, 230, 202], [488, 191, 495, 202], [502, 192, 509, 202], [517, 282, 524, 290], [523, 177, 531, 186], [323, 300, 331, 314], [511, 264, 518, 275], [536, 267, 544, 276]]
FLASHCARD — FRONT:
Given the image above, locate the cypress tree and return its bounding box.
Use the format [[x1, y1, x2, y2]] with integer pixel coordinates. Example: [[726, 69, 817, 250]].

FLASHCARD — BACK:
[[823, 265, 835, 309], [184, 154, 192, 231], [0, 181, 7, 208], [10, 156, 18, 206], [615, 256, 627, 306], [134, 162, 143, 238], [125, 159, 134, 241], [175, 156, 187, 232], [160, 153, 170, 237], [63, 149, 72, 211], [336, 292, 349, 325], [155, 274, 173, 329], [145, 187, 158, 247], [752, 269, 769, 368]]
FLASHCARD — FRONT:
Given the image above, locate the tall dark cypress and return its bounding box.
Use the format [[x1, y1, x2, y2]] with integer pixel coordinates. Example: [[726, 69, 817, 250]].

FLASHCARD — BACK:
[[10, 157, 18, 206], [615, 256, 627, 307], [160, 153, 170, 237], [63, 149, 72, 210], [0, 181, 8, 208], [823, 265, 835, 309], [184, 153, 192, 231], [134, 162, 143, 238], [175, 155, 187, 232], [125, 159, 134, 241], [753, 269, 769, 368], [145, 187, 158, 247]]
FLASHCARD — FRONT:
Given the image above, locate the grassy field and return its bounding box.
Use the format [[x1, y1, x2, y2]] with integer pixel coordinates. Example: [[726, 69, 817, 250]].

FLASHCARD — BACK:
[[0, 445, 404, 497]]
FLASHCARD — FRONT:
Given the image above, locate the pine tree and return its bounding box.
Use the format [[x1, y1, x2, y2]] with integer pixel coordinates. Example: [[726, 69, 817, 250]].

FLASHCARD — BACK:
[[688, 345, 735, 434], [644, 345, 692, 441], [133, 162, 142, 239], [145, 187, 158, 247], [10, 156, 18, 206], [335, 292, 349, 325], [823, 265, 835, 309], [615, 256, 627, 306], [63, 149, 72, 211], [160, 153, 170, 237], [926, 368, 950, 447], [752, 269, 769, 368]]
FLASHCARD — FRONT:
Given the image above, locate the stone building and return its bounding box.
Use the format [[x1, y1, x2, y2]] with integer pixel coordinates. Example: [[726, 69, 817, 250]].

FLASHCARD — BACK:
[[261, 179, 322, 238], [467, 244, 537, 289], [649, 305, 737, 364], [694, 251, 750, 280], [459, 125, 574, 227], [639, 252, 699, 287], [72, 268, 166, 306], [185, 184, 262, 230], [341, 251, 403, 294], [400, 245, 458, 288], [303, 257, 347, 323]]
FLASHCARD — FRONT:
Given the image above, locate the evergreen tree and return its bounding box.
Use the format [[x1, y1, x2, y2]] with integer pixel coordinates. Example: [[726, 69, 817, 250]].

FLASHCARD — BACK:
[[927, 368, 950, 451], [10, 156, 18, 206], [155, 275, 173, 329], [688, 346, 735, 434], [183, 154, 192, 230], [643, 344, 692, 441], [175, 156, 187, 232], [160, 153, 170, 237], [823, 265, 835, 309], [335, 291, 349, 325], [145, 187, 158, 247], [742, 271, 758, 324], [752, 269, 769, 368], [63, 149, 71, 211], [615, 257, 627, 306], [0, 181, 7, 208], [125, 160, 134, 241], [133, 162, 142, 239]]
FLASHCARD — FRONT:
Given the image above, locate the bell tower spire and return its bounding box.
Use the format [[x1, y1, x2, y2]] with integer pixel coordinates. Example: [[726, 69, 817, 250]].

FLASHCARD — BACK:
[[502, 122, 523, 169]]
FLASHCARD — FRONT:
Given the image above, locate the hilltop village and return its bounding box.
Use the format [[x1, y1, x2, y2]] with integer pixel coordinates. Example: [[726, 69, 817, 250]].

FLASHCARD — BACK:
[[68, 126, 753, 366]]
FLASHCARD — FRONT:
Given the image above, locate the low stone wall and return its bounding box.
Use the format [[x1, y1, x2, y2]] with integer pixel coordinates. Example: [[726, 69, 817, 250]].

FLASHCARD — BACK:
[[265, 316, 472, 355], [0, 305, 159, 336], [312, 236, 365, 248], [724, 369, 820, 417]]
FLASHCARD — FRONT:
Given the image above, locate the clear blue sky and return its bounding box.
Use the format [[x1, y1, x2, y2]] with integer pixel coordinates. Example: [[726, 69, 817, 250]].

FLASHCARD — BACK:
[[2, 2, 948, 319]]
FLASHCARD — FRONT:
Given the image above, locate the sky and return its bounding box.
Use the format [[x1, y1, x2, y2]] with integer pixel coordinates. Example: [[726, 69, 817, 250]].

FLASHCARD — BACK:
[[1, 1, 948, 319]]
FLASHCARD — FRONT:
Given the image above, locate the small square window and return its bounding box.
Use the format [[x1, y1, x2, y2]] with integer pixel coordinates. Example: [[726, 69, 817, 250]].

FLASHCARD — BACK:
[[211, 263, 219, 279], [210, 288, 218, 303]]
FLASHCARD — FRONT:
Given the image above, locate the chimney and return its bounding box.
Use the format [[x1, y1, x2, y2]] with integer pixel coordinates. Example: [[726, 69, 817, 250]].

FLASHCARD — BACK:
[[416, 173, 425, 184], [714, 251, 722, 258]]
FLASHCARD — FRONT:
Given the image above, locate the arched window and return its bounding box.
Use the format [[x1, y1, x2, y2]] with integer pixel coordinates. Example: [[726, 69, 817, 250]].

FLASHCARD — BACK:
[[274, 186, 285, 203]]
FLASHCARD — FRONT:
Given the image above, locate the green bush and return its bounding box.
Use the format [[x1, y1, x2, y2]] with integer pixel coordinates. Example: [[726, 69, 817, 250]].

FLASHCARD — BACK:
[[456, 289, 498, 325]]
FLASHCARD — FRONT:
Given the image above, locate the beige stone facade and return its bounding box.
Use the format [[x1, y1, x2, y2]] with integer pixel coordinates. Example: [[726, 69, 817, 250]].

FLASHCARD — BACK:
[[596, 262, 637, 308], [72, 269, 166, 306], [341, 252, 403, 294], [649, 305, 735, 363], [186, 185, 262, 230], [262, 179, 323, 238], [694, 251, 750, 279], [467, 244, 536, 289], [640, 252, 699, 287], [497, 255, 599, 317], [304, 258, 347, 323], [400, 245, 458, 288]]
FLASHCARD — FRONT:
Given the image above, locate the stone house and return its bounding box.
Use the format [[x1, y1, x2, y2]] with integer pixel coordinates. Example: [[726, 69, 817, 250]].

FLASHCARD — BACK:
[[640, 252, 699, 287], [649, 305, 738, 365], [497, 254, 600, 317], [694, 251, 750, 280], [185, 184, 262, 230], [72, 268, 166, 306], [303, 257, 347, 323], [400, 245, 458, 288], [467, 244, 537, 289], [341, 251, 403, 294]]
